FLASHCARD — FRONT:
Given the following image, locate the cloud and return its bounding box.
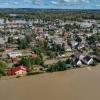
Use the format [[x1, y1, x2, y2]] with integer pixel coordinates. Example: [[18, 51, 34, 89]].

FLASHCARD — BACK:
[[51, 1, 59, 5], [13, 2, 19, 5], [23, 0, 32, 3], [96, 5, 100, 7], [32, 0, 43, 5], [63, 0, 90, 3], [0, 0, 99, 9], [81, 0, 90, 3], [2, 2, 9, 5], [63, 0, 71, 2], [12, 0, 92, 6]]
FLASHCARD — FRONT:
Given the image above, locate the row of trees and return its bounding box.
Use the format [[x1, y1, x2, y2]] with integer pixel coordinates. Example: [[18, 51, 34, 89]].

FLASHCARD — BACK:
[[21, 11, 100, 21], [47, 59, 72, 72], [17, 35, 32, 49], [20, 57, 44, 69], [86, 33, 100, 48], [1, 10, 100, 22]]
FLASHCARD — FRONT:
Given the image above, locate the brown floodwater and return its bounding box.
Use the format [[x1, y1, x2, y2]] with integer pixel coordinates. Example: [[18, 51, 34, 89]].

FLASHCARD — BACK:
[[0, 65, 100, 100]]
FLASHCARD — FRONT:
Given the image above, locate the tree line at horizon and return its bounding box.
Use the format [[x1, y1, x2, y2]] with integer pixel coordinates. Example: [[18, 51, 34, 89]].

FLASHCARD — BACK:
[[0, 10, 100, 21]]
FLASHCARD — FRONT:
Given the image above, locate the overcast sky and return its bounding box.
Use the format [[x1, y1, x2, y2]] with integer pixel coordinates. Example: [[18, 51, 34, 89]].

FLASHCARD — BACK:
[[0, 0, 100, 9]]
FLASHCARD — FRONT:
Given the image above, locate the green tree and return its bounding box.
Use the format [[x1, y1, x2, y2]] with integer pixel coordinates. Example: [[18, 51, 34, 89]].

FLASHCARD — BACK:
[[0, 61, 7, 76], [86, 35, 96, 47], [20, 57, 35, 68], [47, 61, 66, 72], [20, 57, 44, 69], [8, 37, 13, 43], [35, 58, 44, 65], [25, 35, 32, 43], [18, 39, 28, 49]]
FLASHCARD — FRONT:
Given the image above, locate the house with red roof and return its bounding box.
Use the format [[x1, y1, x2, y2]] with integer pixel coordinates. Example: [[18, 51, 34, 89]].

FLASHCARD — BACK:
[[7, 65, 28, 76]]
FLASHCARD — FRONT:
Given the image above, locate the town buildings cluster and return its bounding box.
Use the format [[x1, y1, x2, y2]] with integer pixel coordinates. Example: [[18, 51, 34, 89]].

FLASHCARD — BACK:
[[0, 14, 99, 77]]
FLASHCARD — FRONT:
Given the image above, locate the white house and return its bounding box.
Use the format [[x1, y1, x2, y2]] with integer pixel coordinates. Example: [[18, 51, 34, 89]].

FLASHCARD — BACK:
[[81, 55, 93, 65], [7, 51, 22, 58]]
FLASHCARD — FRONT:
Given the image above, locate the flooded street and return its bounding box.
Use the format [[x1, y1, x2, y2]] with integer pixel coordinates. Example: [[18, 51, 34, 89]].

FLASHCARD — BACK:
[[0, 65, 100, 100]]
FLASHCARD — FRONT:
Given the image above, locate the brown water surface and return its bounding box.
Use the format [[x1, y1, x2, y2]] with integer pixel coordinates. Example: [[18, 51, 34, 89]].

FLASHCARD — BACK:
[[0, 66, 100, 100]]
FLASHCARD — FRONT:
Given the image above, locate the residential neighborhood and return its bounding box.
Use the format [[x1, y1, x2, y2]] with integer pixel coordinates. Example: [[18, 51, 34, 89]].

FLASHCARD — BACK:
[[0, 11, 99, 77]]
